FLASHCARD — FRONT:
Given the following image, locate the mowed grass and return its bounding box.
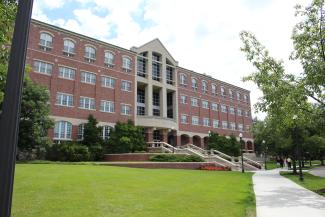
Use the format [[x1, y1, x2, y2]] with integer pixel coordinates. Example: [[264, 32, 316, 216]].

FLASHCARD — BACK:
[[12, 164, 255, 217], [281, 172, 325, 197]]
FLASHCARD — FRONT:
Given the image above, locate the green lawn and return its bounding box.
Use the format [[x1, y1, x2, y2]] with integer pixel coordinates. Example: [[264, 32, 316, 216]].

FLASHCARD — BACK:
[[12, 164, 255, 217], [281, 172, 325, 197], [265, 161, 278, 170]]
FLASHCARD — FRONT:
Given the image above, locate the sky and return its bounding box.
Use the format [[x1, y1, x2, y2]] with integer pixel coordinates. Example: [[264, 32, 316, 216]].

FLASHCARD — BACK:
[[31, 0, 312, 120]]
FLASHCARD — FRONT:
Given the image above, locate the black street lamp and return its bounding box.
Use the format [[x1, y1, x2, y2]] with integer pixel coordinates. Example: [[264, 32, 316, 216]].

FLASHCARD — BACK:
[[263, 140, 267, 170], [239, 133, 244, 173], [293, 115, 304, 181]]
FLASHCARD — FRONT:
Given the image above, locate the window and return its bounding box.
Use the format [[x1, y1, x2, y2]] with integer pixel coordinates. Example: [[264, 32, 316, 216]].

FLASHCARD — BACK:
[[100, 100, 114, 113], [137, 56, 146, 77], [191, 98, 199, 107], [230, 122, 236, 130], [81, 71, 96, 84], [181, 114, 188, 124], [166, 66, 174, 85], [63, 39, 75, 56], [59, 66, 75, 80], [153, 92, 160, 116], [84, 46, 96, 63], [221, 87, 226, 97], [244, 94, 248, 103], [77, 124, 84, 140], [121, 81, 132, 91], [229, 89, 234, 99], [213, 119, 219, 128], [39, 32, 53, 51], [54, 121, 72, 139], [222, 121, 228, 129], [245, 110, 249, 117], [237, 108, 243, 116], [122, 57, 132, 72], [137, 89, 145, 116], [237, 92, 241, 101], [101, 76, 115, 88], [202, 100, 209, 109], [192, 78, 198, 91], [104, 51, 114, 67], [180, 95, 187, 104], [79, 97, 95, 110], [246, 125, 251, 132], [211, 84, 217, 95], [102, 126, 110, 140], [121, 104, 131, 115], [192, 116, 199, 125], [180, 74, 187, 85], [221, 105, 227, 113], [56, 93, 73, 107], [238, 123, 243, 131], [203, 118, 210, 126], [229, 107, 235, 114], [152, 54, 161, 81], [33, 61, 53, 75], [202, 81, 208, 94], [211, 103, 218, 111]]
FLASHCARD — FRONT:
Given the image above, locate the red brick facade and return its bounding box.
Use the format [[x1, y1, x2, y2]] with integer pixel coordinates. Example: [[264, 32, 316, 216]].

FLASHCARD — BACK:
[[26, 19, 254, 151]]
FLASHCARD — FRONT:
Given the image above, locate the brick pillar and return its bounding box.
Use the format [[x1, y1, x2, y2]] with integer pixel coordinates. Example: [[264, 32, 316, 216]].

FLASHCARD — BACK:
[[176, 135, 181, 147], [146, 128, 153, 143], [189, 136, 193, 145], [161, 129, 168, 143]]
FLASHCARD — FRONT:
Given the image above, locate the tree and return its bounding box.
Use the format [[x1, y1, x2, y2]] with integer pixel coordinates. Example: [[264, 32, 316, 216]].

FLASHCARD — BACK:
[[18, 75, 54, 156], [83, 114, 103, 147], [207, 132, 240, 157], [106, 120, 147, 153]]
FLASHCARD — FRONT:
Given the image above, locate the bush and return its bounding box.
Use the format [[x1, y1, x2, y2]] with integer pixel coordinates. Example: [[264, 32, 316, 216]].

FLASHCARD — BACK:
[[46, 142, 90, 162], [89, 145, 103, 161], [149, 154, 204, 162]]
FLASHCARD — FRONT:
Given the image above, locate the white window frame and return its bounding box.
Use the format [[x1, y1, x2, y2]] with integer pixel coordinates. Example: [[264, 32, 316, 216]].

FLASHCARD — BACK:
[[180, 73, 187, 85], [191, 98, 199, 107], [221, 105, 227, 113], [100, 100, 115, 113], [230, 122, 236, 130], [104, 51, 115, 67], [81, 71, 96, 85], [54, 121, 72, 140], [181, 114, 188, 124], [39, 32, 53, 50], [202, 100, 209, 109], [211, 84, 217, 95], [229, 107, 235, 115], [213, 119, 219, 128], [59, 66, 75, 80], [202, 80, 208, 94], [180, 95, 187, 104], [102, 125, 111, 140], [121, 80, 132, 92], [203, 118, 210, 127], [222, 121, 228, 129], [121, 104, 131, 116], [56, 92, 74, 107], [122, 56, 132, 72], [192, 116, 199, 125], [238, 123, 244, 131], [101, 76, 115, 88], [211, 103, 218, 111], [192, 78, 198, 91], [84, 45, 96, 61], [63, 39, 75, 56], [79, 96, 95, 110], [33, 60, 53, 75]]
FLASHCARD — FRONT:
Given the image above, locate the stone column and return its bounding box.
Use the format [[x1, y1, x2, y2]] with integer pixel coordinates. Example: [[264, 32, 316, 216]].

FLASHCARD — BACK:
[[146, 128, 153, 143], [162, 87, 167, 118], [161, 129, 168, 142], [146, 84, 153, 116]]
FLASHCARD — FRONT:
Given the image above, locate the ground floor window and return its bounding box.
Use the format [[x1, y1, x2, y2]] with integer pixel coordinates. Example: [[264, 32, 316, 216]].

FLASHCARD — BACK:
[[102, 125, 111, 140], [54, 121, 72, 139]]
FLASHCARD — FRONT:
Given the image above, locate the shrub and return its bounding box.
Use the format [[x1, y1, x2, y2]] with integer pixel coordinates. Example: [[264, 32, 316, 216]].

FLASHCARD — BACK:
[[149, 154, 204, 162], [89, 145, 103, 161], [46, 142, 90, 162]]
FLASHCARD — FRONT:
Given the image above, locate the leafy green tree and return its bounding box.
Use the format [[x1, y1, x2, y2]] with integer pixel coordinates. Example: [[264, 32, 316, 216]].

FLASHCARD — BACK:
[[207, 132, 240, 157], [106, 120, 147, 153], [18, 75, 54, 155], [83, 114, 103, 147]]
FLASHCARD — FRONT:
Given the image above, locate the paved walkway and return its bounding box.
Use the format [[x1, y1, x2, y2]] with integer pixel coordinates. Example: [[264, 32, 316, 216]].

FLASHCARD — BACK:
[[309, 166, 325, 178], [253, 169, 325, 217]]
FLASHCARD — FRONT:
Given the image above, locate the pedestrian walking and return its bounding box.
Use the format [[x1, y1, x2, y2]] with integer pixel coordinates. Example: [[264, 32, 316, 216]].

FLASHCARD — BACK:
[[287, 157, 292, 169]]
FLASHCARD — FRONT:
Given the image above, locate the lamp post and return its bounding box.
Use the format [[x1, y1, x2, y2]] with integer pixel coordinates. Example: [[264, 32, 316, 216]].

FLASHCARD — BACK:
[[293, 115, 303, 181], [263, 140, 267, 170], [239, 133, 244, 173]]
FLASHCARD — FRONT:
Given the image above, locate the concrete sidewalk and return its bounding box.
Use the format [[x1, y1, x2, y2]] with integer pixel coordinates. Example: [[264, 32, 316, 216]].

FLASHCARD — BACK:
[[253, 169, 325, 217], [309, 166, 325, 178]]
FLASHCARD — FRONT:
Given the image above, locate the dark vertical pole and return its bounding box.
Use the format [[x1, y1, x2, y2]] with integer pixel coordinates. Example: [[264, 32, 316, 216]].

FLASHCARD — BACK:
[[0, 0, 34, 216], [241, 138, 244, 173]]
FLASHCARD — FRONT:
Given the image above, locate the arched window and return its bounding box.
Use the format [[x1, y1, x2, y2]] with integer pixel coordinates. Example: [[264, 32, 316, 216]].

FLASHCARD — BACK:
[[192, 78, 198, 91], [122, 57, 132, 72], [180, 74, 187, 85], [104, 51, 114, 67], [221, 87, 225, 97], [211, 84, 217, 95], [202, 81, 207, 94], [39, 32, 53, 51], [77, 124, 84, 140], [63, 39, 75, 56], [237, 92, 241, 101], [54, 121, 72, 139], [102, 125, 111, 140], [84, 45, 96, 63], [229, 89, 233, 99]]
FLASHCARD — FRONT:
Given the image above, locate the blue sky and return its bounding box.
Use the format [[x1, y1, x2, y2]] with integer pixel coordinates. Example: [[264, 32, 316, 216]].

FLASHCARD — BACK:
[[32, 0, 311, 119]]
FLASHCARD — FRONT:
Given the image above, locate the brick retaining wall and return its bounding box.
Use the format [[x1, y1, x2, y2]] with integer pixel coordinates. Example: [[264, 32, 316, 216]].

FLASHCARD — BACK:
[[103, 153, 186, 162]]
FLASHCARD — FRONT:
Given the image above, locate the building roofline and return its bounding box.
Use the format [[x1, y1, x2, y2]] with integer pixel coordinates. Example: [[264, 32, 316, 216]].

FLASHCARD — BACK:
[[31, 19, 136, 55], [177, 66, 251, 93]]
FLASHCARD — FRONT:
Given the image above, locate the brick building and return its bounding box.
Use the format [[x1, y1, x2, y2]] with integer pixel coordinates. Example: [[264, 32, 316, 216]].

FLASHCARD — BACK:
[[26, 19, 254, 152]]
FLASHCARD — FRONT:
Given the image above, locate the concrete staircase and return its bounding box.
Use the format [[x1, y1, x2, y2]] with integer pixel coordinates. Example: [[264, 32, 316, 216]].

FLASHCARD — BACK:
[[147, 142, 262, 171]]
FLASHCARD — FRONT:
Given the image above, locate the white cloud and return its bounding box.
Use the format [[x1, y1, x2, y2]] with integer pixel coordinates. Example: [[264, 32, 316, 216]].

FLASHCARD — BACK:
[[32, 0, 312, 119]]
